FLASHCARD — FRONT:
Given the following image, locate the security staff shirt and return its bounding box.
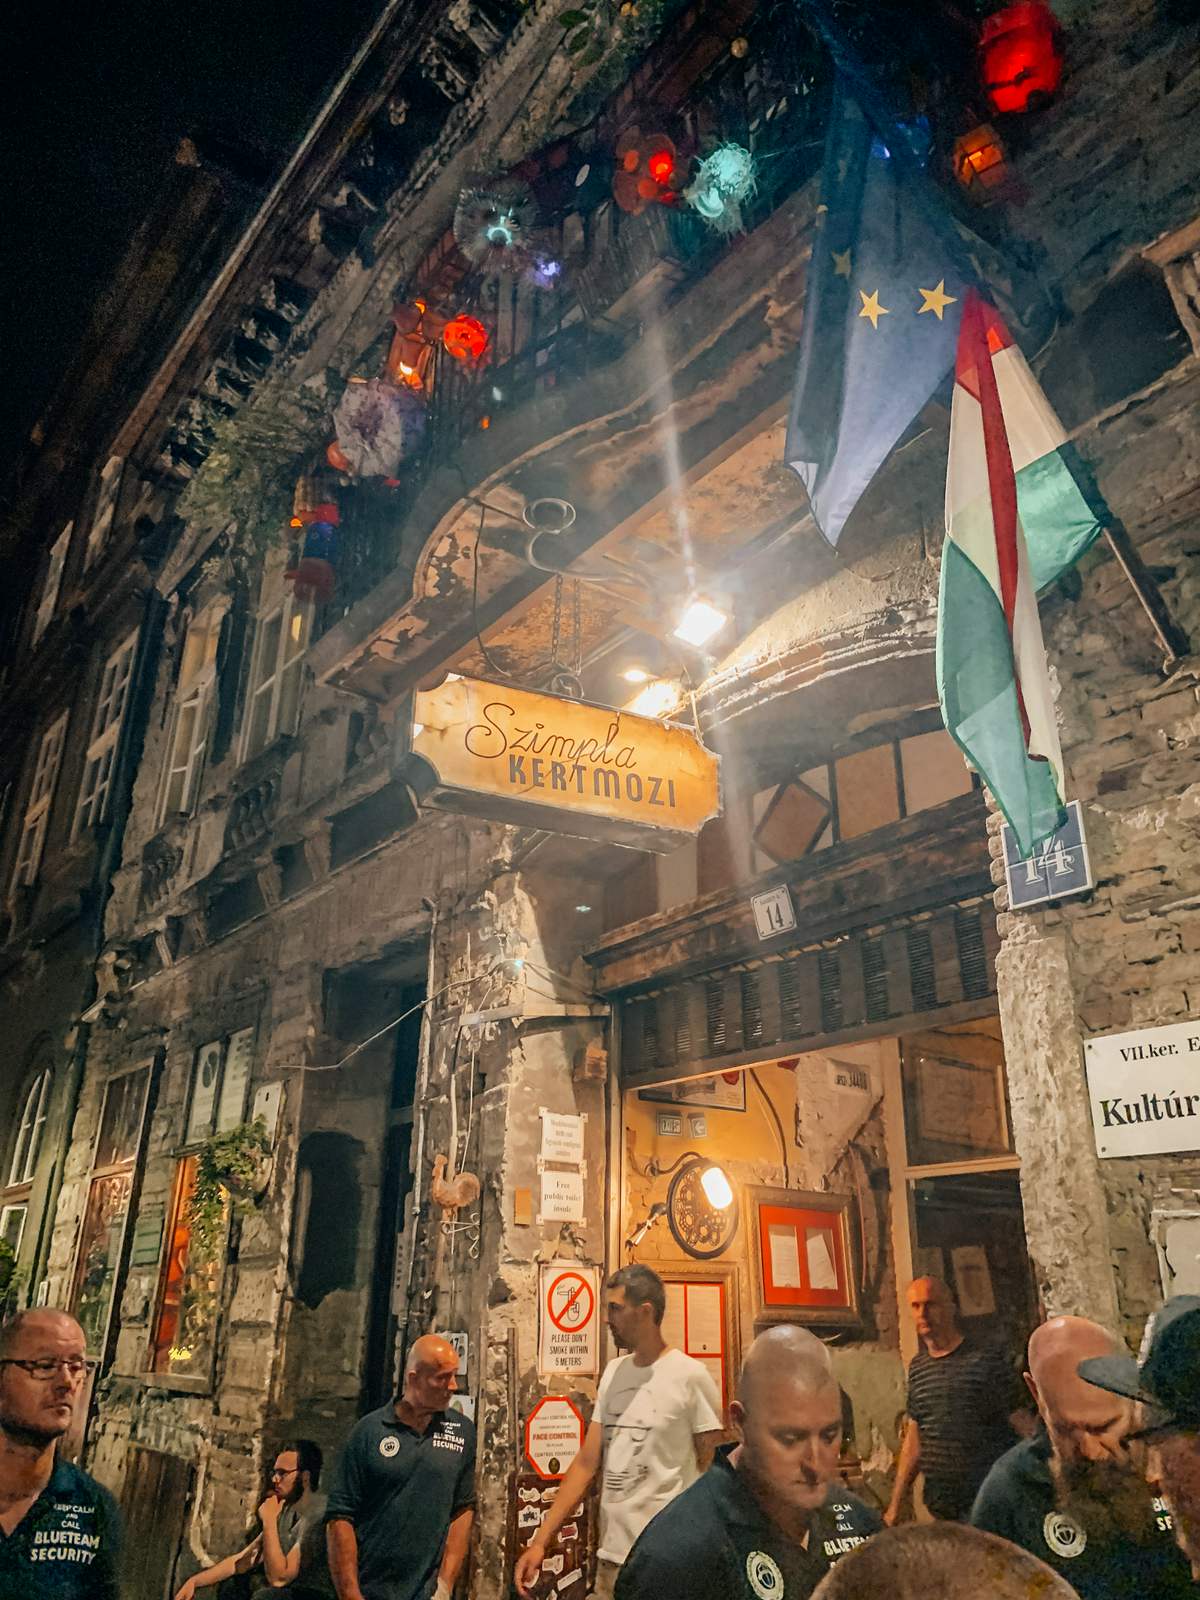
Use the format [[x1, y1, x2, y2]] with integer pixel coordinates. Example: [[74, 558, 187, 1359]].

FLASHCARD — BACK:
[[615, 1445, 880, 1600], [0, 1457, 122, 1599], [324, 1404, 475, 1600], [971, 1430, 1195, 1600]]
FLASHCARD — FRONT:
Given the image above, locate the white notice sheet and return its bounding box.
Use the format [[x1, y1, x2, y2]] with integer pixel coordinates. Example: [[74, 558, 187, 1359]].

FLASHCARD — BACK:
[[767, 1223, 802, 1287]]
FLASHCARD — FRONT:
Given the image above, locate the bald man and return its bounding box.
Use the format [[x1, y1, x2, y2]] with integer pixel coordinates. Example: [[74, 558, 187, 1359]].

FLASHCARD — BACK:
[[971, 1316, 1192, 1600], [809, 1520, 1079, 1600], [0, 1308, 122, 1599], [615, 1326, 880, 1600], [886, 1278, 1028, 1525], [324, 1334, 474, 1600]]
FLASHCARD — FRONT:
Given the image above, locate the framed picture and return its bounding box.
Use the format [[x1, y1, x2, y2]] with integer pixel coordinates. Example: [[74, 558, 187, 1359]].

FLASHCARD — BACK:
[[747, 1185, 860, 1329], [638, 1071, 746, 1113]]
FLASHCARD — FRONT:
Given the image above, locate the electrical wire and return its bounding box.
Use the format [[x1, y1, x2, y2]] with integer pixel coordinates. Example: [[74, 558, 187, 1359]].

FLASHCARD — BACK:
[[274, 964, 503, 1072], [749, 1066, 791, 1189]]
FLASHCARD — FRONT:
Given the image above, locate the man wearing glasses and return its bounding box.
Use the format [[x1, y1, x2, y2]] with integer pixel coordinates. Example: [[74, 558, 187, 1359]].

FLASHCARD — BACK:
[[0, 1307, 121, 1598], [174, 1438, 327, 1599]]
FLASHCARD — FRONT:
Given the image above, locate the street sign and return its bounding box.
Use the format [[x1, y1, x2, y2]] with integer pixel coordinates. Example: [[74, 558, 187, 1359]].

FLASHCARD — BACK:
[[538, 1263, 599, 1376], [1084, 1019, 1200, 1158], [525, 1396, 585, 1478], [751, 885, 797, 940], [1003, 801, 1093, 909]]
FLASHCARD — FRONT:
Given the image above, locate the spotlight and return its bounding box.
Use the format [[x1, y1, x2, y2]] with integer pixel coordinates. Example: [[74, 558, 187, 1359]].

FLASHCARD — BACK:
[[673, 598, 728, 648], [626, 680, 680, 719], [621, 666, 652, 684]]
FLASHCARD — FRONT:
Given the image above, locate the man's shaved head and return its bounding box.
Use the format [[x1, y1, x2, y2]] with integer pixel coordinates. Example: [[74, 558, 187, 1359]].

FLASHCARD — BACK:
[[737, 1324, 833, 1409], [405, 1333, 458, 1376], [0, 1309, 85, 1359], [1025, 1316, 1150, 1544], [399, 1333, 460, 1418], [810, 1522, 1077, 1600]]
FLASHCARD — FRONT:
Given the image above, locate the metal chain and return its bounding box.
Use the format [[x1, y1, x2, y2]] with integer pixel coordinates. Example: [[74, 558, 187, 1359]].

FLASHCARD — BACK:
[[573, 579, 583, 676], [550, 574, 563, 667]]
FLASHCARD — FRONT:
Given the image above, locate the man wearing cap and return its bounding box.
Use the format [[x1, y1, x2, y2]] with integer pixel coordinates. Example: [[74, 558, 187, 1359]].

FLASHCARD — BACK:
[[615, 1327, 880, 1600], [1079, 1295, 1200, 1580], [971, 1315, 1192, 1600]]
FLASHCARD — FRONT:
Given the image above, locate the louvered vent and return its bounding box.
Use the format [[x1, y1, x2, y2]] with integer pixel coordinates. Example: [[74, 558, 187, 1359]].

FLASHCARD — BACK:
[[862, 937, 889, 1022], [706, 979, 726, 1055], [779, 958, 804, 1036], [741, 970, 764, 1046], [907, 924, 937, 1012], [818, 950, 842, 1032], [955, 907, 990, 1000]]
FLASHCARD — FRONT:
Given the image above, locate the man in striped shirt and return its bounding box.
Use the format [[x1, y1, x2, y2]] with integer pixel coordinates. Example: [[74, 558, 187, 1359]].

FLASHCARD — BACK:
[[884, 1278, 1029, 1524]]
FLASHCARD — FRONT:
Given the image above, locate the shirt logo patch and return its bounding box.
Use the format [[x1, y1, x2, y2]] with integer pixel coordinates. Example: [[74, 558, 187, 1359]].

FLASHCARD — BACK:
[[1043, 1512, 1087, 1559], [379, 1435, 400, 1458], [746, 1550, 785, 1600]]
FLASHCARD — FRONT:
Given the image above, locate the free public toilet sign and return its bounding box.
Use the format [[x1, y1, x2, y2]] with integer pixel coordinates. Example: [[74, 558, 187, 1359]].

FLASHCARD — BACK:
[[1084, 1020, 1200, 1158], [407, 676, 721, 852]]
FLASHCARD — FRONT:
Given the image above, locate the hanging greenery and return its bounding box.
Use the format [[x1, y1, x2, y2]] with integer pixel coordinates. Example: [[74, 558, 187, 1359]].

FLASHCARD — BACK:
[[188, 1118, 273, 1265], [550, 0, 687, 118], [176, 378, 335, 558]]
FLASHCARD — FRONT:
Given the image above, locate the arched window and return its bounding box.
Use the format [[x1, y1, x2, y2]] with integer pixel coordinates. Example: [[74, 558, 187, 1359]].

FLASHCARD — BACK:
[[8, 1067, 51, 1188]]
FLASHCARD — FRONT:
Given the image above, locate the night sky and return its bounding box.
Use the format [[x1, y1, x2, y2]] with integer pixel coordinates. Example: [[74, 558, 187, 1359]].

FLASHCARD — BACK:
[[1, 0, 382, 482]]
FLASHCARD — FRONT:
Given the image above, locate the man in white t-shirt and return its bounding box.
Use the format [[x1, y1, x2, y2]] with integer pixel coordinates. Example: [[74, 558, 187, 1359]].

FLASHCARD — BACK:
[[515, 1264, 724, 1600]]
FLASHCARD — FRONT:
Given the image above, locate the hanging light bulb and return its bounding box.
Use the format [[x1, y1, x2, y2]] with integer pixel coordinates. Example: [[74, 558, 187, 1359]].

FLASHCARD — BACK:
[[700, 1165, 734, 1210]]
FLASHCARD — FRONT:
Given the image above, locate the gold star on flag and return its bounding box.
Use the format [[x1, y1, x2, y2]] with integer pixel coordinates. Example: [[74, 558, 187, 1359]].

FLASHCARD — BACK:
[[858, 288, 889, 329], [832, 249, 852, 277], [917, 280, 956, 320]]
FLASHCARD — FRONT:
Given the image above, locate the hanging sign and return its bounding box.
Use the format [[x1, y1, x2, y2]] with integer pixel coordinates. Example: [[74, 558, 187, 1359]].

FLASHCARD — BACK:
[[538, 1263, 599, 1375], [406, 677, 721, 853], [1084, 1019, 1200, 1157], [525, 1396, 585, 1478]]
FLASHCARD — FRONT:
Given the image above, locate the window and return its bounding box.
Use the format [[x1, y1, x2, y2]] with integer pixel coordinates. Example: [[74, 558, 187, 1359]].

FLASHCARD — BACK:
[[150, 1153, 220, 1380], [753, 727, 974, 868], [11, 714, 68, 893], [242, 593, 311, 761], [32, 524, 71, 645], [71, 1066, 151, 1360], [158, 608, 222, 822], [74, 631, 138, 837], [8, 1068, 51, 1186], [184, 1028, 254, 1144], [85, 457, 123, 566]]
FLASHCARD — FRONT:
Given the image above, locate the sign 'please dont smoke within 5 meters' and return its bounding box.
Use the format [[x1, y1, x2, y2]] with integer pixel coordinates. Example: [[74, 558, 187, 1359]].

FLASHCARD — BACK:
[[1084, 1019, 1200, 1158], [407, 677, 721, 852]]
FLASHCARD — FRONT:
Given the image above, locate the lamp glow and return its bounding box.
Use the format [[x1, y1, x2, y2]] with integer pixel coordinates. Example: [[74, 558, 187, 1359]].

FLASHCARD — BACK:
[[622, 666, 652, 684], [700, 1165, 734, 1210], [626, 679, 680, 719], [673, 598, 728, 648]]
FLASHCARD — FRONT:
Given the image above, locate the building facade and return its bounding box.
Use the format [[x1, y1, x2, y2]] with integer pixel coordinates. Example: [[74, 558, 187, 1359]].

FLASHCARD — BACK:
[[2, 0, 1199, 1595]]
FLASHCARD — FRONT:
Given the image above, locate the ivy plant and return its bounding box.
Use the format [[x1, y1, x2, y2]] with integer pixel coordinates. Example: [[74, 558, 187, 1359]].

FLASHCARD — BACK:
[[188, 1118, 273, 1265]]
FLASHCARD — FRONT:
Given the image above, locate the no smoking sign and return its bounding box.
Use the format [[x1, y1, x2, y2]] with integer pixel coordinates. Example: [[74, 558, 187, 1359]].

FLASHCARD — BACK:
[[537, 1262, 599, 1377]]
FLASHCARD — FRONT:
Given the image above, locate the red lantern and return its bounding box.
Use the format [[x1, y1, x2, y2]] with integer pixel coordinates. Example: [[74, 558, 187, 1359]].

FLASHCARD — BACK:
[[442, 314, 489, 363], [612, 129, 680, 213], [647, 147, 675, 186], [979, 2, 1063, 115]]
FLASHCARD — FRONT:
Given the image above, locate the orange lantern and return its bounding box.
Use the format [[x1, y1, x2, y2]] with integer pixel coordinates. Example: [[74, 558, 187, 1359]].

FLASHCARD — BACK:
[[612, 130, 680, 213], [980, 2, 1063, 116], [442, 314, 489, 363], [326, 441, 353, 473], [953, 124, 1010, 199]]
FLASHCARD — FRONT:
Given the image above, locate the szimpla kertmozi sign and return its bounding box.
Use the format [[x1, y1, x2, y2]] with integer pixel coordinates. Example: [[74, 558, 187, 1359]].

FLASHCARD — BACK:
[[1084, 1019, 1200, 1158], [406, 677, 721, 852]]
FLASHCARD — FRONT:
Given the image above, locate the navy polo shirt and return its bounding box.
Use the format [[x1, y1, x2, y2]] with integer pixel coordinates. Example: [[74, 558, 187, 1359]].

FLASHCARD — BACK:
[[0, 1457, 122, 1599], [324, 1404, 476, 1600], [616, 1446, 881, 1600], [971, 1430, 1195, 1600]]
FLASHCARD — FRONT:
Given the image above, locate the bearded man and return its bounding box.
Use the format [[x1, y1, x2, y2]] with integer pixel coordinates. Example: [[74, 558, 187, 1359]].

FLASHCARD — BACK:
[[971, 1316, 1191, 1600]]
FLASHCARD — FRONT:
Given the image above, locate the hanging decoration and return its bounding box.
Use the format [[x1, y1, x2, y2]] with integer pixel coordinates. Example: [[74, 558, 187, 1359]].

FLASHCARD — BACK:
[[684, 142, 757, 235], [979, 2, 1063, 115], [612, 129, 681, 214], [326, 440, 354, 474], [442, 313, 490, 363], [286, 472, 341, 604], [453, 178, 539, 274], [953, 123, 1012, 199], [387, 300, 446, 390], [332, 378, 426, 478]]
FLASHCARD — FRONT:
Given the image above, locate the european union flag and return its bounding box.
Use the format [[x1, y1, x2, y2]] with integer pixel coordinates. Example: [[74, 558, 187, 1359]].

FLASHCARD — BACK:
[[786, 82, 969, 546]]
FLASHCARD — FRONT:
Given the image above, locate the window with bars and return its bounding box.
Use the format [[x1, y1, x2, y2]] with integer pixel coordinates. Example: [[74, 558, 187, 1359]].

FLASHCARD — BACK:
[[11, 713, 68, 893], [85, 457, 123, 566], [32, 525, 71, 646], [74, 631, 137, 838], [158, 609, 222, 822], [241, 593, 311, 762]]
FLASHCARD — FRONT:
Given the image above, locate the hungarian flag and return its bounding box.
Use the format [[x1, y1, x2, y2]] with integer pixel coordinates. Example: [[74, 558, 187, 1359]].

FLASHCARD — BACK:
[[937, 292, 1102, 856]]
